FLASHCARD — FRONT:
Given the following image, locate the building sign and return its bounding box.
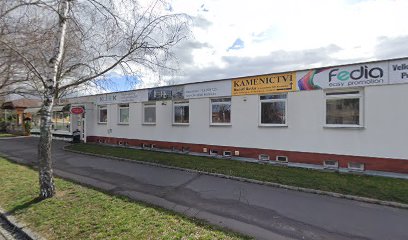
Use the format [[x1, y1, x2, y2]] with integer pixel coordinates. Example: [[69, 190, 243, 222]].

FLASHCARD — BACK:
[[389, 59, 408, 85], [96, 90, 148, 104], [184, 80, 231, 99], [148, 86, 184, 101], [70, 107, 84, 114], [232, 72, 296, 96], [297, 62, 389, 90]]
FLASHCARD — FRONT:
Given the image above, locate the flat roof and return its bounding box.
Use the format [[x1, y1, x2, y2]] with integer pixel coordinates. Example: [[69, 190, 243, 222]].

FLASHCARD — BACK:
[[64, 56, 408, 100]]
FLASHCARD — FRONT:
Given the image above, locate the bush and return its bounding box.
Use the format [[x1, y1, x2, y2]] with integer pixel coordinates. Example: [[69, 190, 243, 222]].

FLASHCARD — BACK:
[[24, 120, 32, 135]]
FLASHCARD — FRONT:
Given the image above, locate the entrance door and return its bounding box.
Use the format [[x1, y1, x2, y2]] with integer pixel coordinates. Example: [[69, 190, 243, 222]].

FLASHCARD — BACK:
[[71, 106, 85, 141]]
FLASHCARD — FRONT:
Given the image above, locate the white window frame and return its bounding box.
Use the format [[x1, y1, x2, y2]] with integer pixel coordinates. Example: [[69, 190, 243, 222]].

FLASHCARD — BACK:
[[173, 101, 189, 125], [98, 105, 108, 124], [142, 102, 156, 125], [52, 111, 71, 132], [324, 90, 364, 128], [118, 104, 129, 125], [258, 93, 288, 127], [210, 98, 232, 126]]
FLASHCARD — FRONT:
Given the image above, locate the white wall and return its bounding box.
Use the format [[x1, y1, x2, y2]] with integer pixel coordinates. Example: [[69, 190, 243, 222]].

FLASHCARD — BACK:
[[86, 84, 408, 160]]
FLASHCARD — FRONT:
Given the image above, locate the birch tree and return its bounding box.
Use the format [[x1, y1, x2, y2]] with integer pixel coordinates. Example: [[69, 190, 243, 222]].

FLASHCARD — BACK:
[[0, 0, 189, 198]]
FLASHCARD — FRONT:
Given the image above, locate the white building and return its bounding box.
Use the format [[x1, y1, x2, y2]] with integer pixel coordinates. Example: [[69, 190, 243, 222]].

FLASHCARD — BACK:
[[29, 57, 408, 174]]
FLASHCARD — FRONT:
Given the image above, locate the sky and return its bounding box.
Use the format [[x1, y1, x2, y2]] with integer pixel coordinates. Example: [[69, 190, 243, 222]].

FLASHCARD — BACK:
[[114, 0, 408, 90]]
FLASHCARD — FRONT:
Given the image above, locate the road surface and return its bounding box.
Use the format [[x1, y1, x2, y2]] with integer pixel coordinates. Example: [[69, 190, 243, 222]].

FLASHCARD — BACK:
[[0, 137, 407, 240]]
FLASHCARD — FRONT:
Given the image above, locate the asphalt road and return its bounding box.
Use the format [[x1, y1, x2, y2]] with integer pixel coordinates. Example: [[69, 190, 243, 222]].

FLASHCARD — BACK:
[[1, 137, 407, 240]]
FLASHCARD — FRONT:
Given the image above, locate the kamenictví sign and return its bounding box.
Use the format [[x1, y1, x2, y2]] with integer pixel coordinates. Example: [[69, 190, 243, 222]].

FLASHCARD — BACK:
[[232, 72, 296, 96]]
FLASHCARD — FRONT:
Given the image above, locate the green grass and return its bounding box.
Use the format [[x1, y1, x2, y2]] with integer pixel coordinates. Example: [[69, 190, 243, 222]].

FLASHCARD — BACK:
[[67, 143, 408, 204], [0, 157, 249, 240], [0, 133, 15, 137]]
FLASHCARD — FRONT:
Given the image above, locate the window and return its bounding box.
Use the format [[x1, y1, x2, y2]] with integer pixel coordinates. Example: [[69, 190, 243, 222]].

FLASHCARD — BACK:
[[143, 103, 156, 124], [210, 98, 231, 125], [259, 94, 287, 126], [31, 114, 41, 131], [98, 105, 107, 123], [52, 111, 70, 131], [173, 101, 189, 124], [118, 104, 129, 124], [325, 90, 362, 127]]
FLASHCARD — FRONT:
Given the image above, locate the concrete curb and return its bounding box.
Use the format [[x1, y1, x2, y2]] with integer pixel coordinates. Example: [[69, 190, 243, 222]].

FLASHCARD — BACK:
[[64, 146, 408, 210], [0, 207, 44, 240], [0, 136, 29, 140]]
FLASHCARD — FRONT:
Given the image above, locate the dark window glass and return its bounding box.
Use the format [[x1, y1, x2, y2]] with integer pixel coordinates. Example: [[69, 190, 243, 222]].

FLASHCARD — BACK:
[[174, 105, 189, 123], [119, 107, 129, 123], [326, 98, 359, 125], [99, 107, 107, 123], [144, 105, 156, 123], [211, 98, 231, 124], [261, 101, 286, 124]]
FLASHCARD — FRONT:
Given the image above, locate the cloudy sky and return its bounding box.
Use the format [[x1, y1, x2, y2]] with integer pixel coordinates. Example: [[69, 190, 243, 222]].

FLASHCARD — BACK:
[[121, 0, 408, 89]]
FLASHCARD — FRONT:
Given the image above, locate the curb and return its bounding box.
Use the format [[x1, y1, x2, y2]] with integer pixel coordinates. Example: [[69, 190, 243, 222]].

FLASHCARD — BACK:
[[0, 207, 44, 240], [64, 146, 408, 210], [0, 136, 29, 140]]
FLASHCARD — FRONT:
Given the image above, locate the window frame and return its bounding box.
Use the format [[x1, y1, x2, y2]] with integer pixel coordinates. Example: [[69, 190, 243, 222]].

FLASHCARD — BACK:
[[117, 103, 130, 125], [210, 98, 232, 126], [98, 105, 108, 124], [142, 102, 156, 125], [173, 101, 190, 125], [51, 111, 71, 132], [324, 90, 364, 128], [258, 93, 288, 127]]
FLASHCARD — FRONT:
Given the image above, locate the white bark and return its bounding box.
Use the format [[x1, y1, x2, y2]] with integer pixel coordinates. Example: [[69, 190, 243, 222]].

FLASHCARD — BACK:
[[1, 0, 189, 198], [38, 0, 70, 199]]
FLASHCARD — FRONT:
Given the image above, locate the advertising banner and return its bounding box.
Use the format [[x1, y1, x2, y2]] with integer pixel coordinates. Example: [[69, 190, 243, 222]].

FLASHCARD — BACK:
[[232, 72, 296, 96], [388, 59, 408, 85], [148, 86, 184, 101], [297, 62, 389, 90], [96, 90, 148, 104], [184, 80, 231, 99]]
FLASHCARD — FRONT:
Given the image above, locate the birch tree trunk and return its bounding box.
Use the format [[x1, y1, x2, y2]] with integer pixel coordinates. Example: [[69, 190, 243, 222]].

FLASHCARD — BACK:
[[38, 0, 70, 199]]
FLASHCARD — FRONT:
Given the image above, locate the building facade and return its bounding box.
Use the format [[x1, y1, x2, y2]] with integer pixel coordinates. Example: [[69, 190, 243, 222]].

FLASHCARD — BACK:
[[37, 57, 408, 174]]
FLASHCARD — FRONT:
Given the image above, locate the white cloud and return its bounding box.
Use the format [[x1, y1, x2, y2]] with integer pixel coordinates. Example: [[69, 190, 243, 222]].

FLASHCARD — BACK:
[[135, 0, 408, 87]]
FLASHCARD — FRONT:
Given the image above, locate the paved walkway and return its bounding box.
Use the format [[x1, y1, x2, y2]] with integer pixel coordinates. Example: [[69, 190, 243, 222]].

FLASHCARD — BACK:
[[1, 137, 408, 240]]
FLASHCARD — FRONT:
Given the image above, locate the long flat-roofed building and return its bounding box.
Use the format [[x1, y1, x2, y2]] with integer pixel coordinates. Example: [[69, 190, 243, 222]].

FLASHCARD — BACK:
[[29, 57, 408, 174]]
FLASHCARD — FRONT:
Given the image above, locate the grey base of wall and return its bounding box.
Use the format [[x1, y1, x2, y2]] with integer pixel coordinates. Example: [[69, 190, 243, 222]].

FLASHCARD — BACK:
[[64, 144, 408, 209]]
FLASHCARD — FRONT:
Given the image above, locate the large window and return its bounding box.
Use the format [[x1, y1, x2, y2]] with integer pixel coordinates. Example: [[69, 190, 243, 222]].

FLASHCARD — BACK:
[[173, 101, 189, 124], [259, 94, 287, 126], [52, 111, 70, 131], [143, 103, 156, 124], [210, 98, 231, 125], [31, 114, 41, 131], [98, 105, 107, 123], [325, 90, 362, 127], [118, 104, 129, 124]]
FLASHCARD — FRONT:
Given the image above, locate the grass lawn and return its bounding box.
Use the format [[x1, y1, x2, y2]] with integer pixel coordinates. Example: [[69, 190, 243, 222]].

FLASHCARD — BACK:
[[0, 157, 249, 240], [0, 133, 16, 137], [67, 143, 408, 204]]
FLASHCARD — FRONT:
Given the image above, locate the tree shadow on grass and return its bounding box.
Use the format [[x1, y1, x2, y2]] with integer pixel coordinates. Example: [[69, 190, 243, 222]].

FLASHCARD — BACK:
[[7, 197, 43, 215]]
